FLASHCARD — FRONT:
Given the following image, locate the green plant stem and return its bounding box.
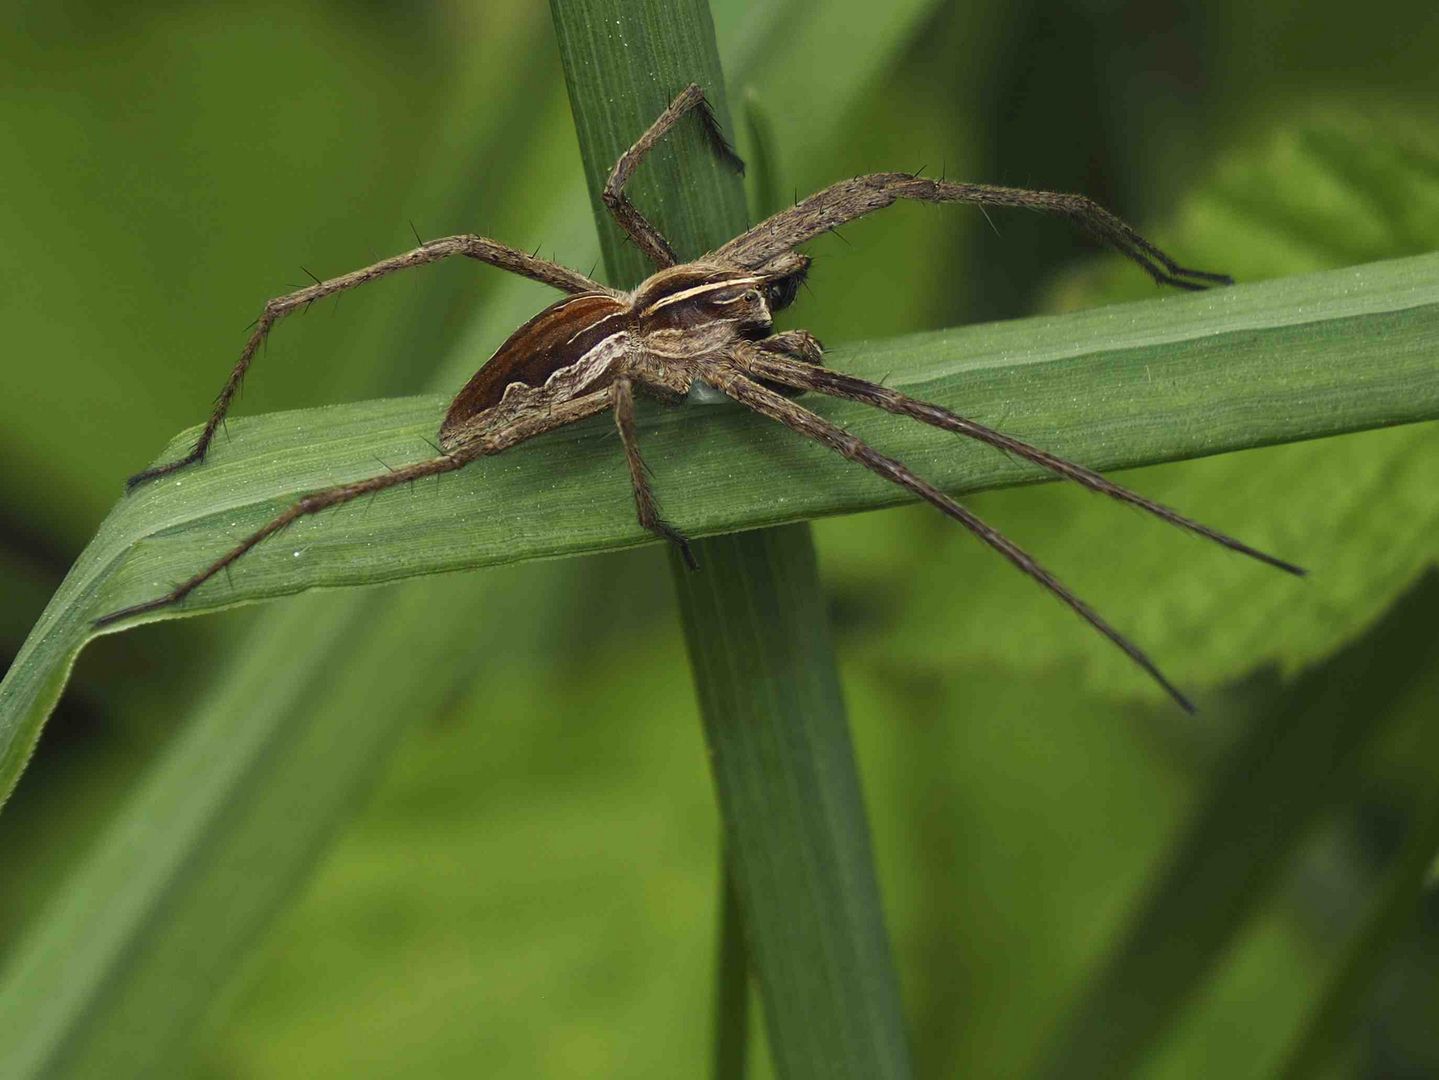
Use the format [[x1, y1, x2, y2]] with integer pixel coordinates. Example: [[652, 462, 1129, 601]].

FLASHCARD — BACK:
[[550, 1, 912, 1076], [713, 859, 750, 1080], [673, 528, 911, 1078]]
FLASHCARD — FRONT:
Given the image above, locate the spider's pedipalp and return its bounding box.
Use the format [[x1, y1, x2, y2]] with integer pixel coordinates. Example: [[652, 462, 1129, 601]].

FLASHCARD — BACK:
[[755, 329, 825, 367], [703, 357, 1196, 712], [744, 350, 1304, 577]]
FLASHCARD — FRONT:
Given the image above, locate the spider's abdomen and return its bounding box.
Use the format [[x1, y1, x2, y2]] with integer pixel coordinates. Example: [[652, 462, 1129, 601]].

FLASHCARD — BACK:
[[440, 291, 629, 435]]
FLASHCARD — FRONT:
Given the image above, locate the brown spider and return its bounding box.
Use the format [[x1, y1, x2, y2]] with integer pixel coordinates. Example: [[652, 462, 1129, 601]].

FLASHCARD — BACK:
[[99, 83, 1302, 710]]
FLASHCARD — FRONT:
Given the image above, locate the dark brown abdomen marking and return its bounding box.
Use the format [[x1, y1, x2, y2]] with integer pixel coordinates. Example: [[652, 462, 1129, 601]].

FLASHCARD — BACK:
[[441, 292, 629, 431]]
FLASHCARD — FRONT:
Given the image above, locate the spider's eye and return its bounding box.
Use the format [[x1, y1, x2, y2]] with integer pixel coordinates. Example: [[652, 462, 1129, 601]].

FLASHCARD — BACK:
[[765, 274, 802, 312]]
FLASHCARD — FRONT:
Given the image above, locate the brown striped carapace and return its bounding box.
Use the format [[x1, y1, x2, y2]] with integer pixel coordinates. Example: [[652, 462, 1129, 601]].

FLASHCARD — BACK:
[[104, 83, 1303, 710]]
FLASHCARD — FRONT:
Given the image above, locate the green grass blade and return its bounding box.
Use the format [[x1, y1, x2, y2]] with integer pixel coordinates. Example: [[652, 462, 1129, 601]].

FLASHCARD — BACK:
[[673, 527, 912, 1077], [3, 251, 1438, 808], [549, 0, 912, 1073], [713, 860, 752, 1079]]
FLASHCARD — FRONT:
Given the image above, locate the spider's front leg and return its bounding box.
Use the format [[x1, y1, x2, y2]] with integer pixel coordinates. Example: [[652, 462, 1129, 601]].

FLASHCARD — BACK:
[[603, 83, 745, 269], [612, 377, 698, 569], [715, 173, 1231, 291]]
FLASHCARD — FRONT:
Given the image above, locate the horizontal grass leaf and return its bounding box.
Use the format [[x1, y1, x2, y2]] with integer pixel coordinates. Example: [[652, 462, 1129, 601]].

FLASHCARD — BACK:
[[3, 251, 1438, 806]]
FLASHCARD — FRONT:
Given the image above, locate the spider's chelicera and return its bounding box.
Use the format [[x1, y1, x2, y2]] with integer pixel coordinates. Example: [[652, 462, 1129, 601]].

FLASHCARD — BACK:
[[100, 83, 1303, 710]]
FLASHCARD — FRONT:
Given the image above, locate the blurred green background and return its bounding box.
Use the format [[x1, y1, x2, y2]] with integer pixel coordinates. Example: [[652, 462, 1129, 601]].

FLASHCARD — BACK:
[[2, 1, 1438, 1076]]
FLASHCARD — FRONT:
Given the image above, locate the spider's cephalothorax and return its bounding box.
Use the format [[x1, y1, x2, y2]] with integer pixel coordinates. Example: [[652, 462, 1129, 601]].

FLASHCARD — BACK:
[[104, 83, 1302, 710]]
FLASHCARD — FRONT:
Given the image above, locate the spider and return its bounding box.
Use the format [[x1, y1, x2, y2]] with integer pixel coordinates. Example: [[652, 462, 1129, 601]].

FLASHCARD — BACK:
[[99, 83, 1302, 710]]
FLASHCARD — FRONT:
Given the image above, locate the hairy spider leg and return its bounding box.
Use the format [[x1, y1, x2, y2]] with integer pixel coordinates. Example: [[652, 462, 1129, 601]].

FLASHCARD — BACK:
[[97, 388, 615, 627], [715, 173, 1232, 290], [743, 347, 1304, 576], [613, 378, 698, 568], [703, 355, 1197, 712], [126, 236, 602, 489], [603, 82, 746, 269]]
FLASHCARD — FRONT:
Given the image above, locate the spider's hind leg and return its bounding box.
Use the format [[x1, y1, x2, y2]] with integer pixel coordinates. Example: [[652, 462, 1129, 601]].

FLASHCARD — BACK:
[[96, 451, 471, 628], [603, 83, 745, 269], [101, 386, 618, 627]]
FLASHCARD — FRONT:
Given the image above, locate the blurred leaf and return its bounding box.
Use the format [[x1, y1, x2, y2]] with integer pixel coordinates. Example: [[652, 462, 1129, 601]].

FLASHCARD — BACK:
[[1057, 105, 1439, 299], [0, 567, 600, 1079], [1032, 570, 1439, 1079], [867, 110, 1439, 694], [184, 593, 722, 1077], [850, 655, 1211, 1077], [1277, 795, 1439, 1076], [0, 3, 468, 536]]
